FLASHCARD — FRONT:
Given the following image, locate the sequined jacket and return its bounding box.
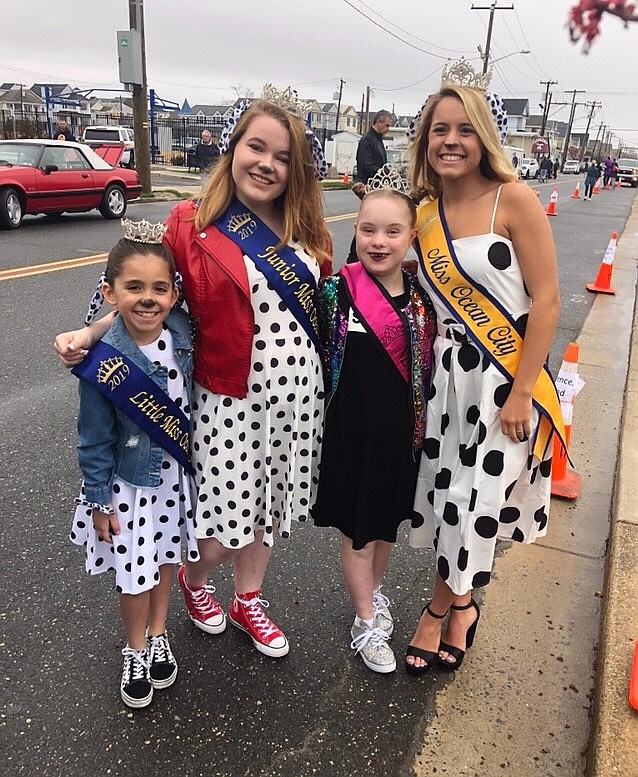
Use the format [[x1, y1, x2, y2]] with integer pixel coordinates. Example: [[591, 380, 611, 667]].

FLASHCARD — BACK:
[[318, 267, 436, 455]]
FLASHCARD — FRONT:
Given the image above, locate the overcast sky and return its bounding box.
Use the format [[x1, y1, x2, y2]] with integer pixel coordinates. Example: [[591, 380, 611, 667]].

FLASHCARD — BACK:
[[2, 0, 637, 146]]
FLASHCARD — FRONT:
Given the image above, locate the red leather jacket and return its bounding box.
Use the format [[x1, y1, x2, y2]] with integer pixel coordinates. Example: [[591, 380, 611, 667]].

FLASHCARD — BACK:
[[164, 200, 332, 398]]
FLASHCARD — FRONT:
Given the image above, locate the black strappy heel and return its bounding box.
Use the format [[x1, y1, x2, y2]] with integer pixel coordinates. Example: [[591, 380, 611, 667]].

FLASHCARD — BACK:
[[438, 598, 480, 672], [405, 603, 447, 676]]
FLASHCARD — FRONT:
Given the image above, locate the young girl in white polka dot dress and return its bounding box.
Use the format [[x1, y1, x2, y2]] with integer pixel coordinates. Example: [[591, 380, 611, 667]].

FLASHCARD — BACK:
[[70, 226, 198, 708], [404, 76, 565, 675]]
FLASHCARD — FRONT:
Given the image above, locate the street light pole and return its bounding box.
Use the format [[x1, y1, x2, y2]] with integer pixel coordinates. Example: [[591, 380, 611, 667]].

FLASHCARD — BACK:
[[128, 0, 151, 195], [472, 3, 514, 74]]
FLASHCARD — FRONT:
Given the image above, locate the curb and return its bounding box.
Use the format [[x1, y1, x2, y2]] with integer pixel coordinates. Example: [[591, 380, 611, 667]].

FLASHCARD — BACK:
[[587, 197, 638, 775]]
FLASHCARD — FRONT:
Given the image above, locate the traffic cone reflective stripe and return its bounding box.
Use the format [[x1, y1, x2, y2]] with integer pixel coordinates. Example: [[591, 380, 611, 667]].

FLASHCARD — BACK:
[[551, 342, 581, 499], [586, 231, 618, 295], [571, 181, 581, 199], [630, 641, 638, 712], [546, 187, 558, 216]]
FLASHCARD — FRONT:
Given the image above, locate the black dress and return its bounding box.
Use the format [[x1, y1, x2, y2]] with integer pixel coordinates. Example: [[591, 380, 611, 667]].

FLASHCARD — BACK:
[[312, 283, 420, 549]]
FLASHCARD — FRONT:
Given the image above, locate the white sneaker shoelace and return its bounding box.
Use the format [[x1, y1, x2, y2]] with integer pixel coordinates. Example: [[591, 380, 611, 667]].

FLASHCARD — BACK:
[[372, 590, 391, 616], [148, 634, 170, 663], [121, 647, 149, 681], [350, 625, 391, 654], [191, 584, 219, 613], [236, 595, 279, 639]]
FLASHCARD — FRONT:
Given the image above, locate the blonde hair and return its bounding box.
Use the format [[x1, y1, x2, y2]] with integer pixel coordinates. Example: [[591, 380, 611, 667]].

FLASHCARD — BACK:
[[409, 86, 517, 200], [193, 100, 331, 265]]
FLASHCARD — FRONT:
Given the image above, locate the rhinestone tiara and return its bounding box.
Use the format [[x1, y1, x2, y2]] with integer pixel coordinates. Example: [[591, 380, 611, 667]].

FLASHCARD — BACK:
[[364, 163, 411, 196], [260, 84, 312, 119], [440, 57, 492, 92], [121, 218, 168, 244]]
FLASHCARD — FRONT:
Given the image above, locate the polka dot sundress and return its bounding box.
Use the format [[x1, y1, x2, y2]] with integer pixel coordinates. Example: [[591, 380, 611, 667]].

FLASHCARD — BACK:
[[70, 331, 199, 595], [410, 187, 552, 595], [191, 249, 324, 549]]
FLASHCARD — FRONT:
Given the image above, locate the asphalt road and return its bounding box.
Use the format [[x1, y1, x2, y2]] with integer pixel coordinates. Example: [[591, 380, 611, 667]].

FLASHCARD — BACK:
[[0, 181, 635, 776]]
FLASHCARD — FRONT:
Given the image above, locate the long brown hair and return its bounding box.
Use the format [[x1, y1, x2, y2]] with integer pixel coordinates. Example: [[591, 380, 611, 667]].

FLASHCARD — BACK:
[[409, 86, 517, 200], [194, 100, 331, 265]]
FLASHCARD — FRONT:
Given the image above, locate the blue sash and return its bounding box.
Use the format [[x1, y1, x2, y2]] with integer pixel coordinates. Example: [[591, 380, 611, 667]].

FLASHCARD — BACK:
[[72, 341, 194, 475], [214, 198, 320, 352]]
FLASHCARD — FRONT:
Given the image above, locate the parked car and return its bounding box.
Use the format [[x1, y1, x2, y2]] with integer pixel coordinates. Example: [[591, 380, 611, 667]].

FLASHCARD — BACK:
[[82, 126, 135, 168], [0, 139, 142, 230], [520, 158, 539, 179], [562, 159, 581, 174], [616, 158, 638, 188]]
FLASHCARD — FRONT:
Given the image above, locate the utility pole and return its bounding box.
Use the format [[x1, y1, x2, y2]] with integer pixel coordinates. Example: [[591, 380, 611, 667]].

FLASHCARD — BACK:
[[579, 101, 601, 161], [472, 3, 514, 73], [591, 122, 603, 159], [359, 93, 365, 135], [539, 80, 558, 137], [364, 86, 371, 134], [128, 0, 151, 195], [334, 78, 345, 133], [561, 89, 585, 169]]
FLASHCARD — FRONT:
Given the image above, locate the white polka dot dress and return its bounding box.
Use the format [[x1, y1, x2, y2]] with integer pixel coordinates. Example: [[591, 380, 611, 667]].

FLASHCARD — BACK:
[[191, 249, 324, 549], [410, 190, 552, 595], [70, 331, 199, 595]]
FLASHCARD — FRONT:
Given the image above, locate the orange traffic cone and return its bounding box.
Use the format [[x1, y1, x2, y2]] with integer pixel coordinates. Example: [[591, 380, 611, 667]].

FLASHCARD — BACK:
[[593, 177, 601, 195], [551, 342, 582, 499], [616, 179, 622, 189], [586, 231, 618, 294], [546, 187, 558, 217], [342, 170, 350, 184], [571, 181, 581, 199], [630, 641, 638, 712], [605, 180, 612, 190]]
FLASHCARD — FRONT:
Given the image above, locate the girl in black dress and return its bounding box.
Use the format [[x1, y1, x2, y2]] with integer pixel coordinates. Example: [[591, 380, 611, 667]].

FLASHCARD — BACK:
[[314, 186, 436, 673]]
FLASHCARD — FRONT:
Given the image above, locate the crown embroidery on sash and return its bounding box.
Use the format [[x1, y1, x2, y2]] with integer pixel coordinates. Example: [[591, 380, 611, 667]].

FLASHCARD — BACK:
[[97, 357, 127, 387]]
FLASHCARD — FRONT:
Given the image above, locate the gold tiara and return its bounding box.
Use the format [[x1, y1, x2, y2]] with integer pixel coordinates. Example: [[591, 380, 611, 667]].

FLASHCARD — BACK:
[[121, 218, 168, 244], [260, 84, 312, 119], [440, 57, 492, 92]]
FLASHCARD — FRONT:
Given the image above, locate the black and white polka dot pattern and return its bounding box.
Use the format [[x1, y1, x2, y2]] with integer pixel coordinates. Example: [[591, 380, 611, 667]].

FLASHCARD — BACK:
[[410, 198, 551, 595], [191, 248, 323, 549], [70, 333, 199, 594]]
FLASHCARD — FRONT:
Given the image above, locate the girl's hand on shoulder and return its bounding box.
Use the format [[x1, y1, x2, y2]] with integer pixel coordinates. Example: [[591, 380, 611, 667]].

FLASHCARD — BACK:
[[53, 329, 90, 367], [92, 509, 120, 544], [500, 389, 533, 444]]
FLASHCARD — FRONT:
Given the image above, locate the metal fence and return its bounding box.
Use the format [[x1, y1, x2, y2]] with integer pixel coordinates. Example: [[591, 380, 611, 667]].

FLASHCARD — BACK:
[[0, 110, 225, 167]]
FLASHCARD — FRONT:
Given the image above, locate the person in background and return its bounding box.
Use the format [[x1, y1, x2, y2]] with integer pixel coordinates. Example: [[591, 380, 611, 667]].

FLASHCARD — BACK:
[[539, 155, 552, 183], [552, 158, 560, 179], [610, 159, 619, 189], [52, 116, 76, 142], [583, 159, 599, 200], [194, 130, 220, 188], [511, 152, 519, 171]]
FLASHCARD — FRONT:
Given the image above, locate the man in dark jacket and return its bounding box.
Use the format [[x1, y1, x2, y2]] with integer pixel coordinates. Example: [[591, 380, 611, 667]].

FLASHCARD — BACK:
[[52, 117, 76, 142], [195, 130, 220, 187], [355, 110, 391, 183], [347, 110, 392, 262]]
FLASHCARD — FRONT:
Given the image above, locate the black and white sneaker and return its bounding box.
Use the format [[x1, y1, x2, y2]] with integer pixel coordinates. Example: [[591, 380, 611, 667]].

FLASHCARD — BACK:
[[120, 647, 153, 708], [147, 632, 178, 689]]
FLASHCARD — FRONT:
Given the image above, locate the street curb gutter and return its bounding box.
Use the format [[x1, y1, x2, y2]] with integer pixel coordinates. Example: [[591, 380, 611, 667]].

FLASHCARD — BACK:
[[587, 197, 638, 776]]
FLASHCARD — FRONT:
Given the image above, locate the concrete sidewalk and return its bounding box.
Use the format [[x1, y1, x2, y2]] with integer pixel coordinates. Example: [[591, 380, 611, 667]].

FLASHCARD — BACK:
[[411, 198, 638, 776]]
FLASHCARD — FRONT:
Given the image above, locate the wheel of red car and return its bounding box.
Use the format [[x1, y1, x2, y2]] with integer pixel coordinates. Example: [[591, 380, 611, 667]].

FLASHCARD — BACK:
[[99, 184, 127, 219], [0, 188, 23, 229]]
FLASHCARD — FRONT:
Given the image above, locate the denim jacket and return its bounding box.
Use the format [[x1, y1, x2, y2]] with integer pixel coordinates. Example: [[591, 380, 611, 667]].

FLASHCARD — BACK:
[[76, 309, 194, 505]]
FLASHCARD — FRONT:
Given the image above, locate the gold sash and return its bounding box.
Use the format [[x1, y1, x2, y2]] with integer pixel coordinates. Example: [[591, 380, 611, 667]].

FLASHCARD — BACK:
[[415, 198, 565, 460]]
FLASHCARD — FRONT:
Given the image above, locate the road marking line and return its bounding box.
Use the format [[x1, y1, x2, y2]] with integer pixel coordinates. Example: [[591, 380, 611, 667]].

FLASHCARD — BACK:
[[0, 253, 108, 281], [0, 213, 358, 282]]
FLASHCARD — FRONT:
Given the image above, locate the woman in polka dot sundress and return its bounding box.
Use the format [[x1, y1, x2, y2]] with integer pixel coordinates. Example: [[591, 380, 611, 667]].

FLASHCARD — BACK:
[[404, 83, 563, 675], [56, 101, 332, 661], [70, 234, 198, 708]]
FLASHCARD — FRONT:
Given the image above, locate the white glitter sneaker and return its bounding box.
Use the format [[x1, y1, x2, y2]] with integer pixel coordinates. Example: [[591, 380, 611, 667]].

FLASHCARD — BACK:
[[350, 618, 396, 674], [372, 588, 394, 637]]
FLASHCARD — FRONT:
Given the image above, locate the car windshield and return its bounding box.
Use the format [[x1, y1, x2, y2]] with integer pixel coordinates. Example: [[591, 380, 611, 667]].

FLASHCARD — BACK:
[[617, 159, 637, 167], [0, 143, 41, 167]]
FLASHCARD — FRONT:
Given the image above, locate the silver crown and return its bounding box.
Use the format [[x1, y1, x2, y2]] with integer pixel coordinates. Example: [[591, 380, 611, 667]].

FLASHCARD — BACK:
[[260, 84, 312, 119], [121, 218, 168, 244], [440, 57, 492, 92], [364, 163, 411, 196]]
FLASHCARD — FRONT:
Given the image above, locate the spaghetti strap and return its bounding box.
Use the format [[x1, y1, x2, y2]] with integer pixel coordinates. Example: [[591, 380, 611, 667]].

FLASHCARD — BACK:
[[490, 185, 504, 233]]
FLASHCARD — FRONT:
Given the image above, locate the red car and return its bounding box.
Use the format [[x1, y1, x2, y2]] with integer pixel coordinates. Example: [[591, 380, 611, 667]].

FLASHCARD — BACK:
[[0, 139, 142, 229]]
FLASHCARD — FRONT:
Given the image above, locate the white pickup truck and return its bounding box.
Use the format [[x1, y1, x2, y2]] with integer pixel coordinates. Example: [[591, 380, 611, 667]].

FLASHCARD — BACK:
[[82, 126, 135, 168]]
